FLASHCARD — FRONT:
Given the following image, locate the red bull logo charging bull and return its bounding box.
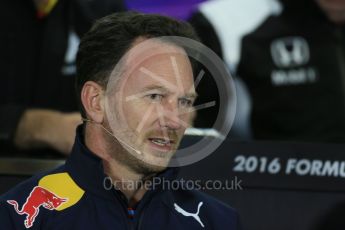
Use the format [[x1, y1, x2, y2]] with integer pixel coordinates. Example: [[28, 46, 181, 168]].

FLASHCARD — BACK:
[[7, 186, 68, 228]]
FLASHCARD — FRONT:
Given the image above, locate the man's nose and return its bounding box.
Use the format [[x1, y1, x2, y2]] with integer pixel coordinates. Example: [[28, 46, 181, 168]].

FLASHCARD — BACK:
[[158, 100, 182, 130]]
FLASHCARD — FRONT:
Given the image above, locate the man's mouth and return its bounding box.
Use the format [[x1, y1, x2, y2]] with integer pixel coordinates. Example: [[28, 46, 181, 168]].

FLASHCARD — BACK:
[[148, 138, 174, 147], [146, 137, 178, 153]]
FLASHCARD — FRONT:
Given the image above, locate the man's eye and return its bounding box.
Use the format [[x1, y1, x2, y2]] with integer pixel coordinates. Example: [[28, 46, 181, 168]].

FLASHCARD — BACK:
[[147, 94, 163, 102], [179, 98, 193, 108]]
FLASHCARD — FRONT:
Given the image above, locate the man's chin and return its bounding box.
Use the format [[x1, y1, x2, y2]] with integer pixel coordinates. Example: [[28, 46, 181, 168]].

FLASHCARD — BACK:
[[122, 139, 178, 175], [134, 159, 170, 175], [144, 152, 173, 166], [136, 149, 175, 172]]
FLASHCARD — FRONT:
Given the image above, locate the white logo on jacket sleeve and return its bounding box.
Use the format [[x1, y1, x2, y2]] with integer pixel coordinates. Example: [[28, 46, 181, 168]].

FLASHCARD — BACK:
[[271, 37, 310, 68], [174, 202, 205, 228]]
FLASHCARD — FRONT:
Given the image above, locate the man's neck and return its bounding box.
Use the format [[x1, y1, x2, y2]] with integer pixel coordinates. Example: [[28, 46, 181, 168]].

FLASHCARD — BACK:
[[103, 159, 150, 206]]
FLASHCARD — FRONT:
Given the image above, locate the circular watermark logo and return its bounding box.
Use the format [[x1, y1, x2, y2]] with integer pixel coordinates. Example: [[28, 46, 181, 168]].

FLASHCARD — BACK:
[[104, 36, 236, 167]]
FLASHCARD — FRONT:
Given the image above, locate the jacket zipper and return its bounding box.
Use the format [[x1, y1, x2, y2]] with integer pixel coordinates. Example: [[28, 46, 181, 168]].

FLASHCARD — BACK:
[[113, 190, 148, 230], [111, 189, 135, 230], [133, 189, 158, 229], [135, 205, 146, 230]]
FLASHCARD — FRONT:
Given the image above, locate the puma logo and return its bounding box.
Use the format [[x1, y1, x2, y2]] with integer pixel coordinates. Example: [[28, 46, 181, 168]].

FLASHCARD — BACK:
[[174, 202, 204, 228]]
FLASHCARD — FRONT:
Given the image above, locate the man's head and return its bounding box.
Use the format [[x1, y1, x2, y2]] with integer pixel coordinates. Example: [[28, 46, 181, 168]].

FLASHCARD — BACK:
[[76, 12, 199, 174]]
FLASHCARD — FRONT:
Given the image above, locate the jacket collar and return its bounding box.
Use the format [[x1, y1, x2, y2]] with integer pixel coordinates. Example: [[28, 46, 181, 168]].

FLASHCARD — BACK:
[[65, 125, 179, 203]]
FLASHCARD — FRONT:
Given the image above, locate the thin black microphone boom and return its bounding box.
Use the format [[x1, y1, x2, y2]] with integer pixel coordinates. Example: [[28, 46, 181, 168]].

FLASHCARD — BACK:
[[82, 118, 142, 155]]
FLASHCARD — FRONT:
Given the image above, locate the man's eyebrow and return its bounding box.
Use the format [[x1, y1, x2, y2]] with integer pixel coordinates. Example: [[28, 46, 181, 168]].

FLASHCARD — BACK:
[[126, 85, 198, 102], [141, 86, 197, 98], [143, 86, 198, 99], [183, 92, 198, 99], [125, 85, 169, 102], [143, 85, 198, 99]]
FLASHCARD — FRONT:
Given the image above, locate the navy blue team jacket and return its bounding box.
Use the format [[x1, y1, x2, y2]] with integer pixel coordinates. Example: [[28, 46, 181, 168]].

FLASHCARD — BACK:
[[0, 129, 239, 229]]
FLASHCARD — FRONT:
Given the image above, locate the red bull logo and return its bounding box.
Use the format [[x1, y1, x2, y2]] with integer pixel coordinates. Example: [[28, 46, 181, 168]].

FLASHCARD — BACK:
[[7, 186, 68, 228]]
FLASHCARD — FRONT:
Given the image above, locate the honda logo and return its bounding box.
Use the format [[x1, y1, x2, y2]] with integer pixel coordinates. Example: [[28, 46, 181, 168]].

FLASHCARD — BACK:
[[271, 37, 310, 68]]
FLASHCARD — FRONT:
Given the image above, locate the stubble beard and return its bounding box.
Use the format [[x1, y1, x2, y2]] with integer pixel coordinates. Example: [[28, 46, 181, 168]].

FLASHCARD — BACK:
[[102, 120, 172, 176]]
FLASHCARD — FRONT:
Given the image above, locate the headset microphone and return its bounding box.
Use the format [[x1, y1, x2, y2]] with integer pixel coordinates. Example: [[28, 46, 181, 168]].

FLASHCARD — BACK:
[[82, 118, 142, 155]]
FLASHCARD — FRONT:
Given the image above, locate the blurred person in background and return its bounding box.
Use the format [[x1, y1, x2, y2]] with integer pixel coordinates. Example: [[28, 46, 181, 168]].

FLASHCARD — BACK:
[[236, 0, 345, 142], [0, 0, 126, 156], [188, 0, 345, 142]]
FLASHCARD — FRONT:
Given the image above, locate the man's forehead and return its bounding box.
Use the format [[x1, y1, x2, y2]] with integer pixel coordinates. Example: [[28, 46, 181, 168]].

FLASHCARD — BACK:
[[125, 37, 189, 67], [106, 37, 194, 96]]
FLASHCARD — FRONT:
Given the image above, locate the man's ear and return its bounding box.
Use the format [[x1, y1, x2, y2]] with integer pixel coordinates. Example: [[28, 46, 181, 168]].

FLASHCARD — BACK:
[[81, 81, 105, 123]]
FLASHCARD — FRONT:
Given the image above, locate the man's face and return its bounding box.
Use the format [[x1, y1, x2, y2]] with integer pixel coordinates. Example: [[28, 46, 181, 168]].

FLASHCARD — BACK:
[[105, 40, 196, 173], [316, 0, 345, 24]]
